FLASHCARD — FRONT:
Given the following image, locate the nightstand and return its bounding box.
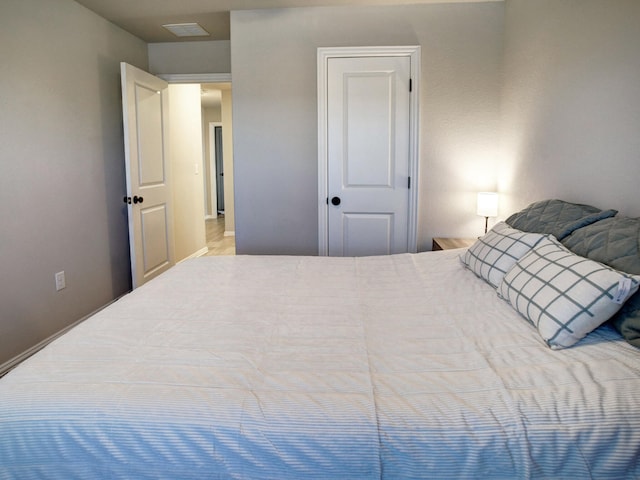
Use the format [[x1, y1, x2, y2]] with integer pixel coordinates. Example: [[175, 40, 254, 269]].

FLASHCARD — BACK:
[[432, 237, 477, 251]]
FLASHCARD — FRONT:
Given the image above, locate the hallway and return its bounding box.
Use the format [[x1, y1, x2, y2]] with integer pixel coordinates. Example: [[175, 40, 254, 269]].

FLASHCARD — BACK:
[[204, 216, 235, 256]]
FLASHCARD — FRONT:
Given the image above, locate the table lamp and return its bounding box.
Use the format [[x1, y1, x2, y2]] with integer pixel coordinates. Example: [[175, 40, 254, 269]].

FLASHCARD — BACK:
[[477, 192, 498, 235]]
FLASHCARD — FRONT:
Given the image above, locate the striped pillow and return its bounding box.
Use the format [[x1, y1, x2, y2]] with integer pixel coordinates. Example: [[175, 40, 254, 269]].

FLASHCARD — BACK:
[[462, 222, 546, 289], [498, 236, 640, 349]]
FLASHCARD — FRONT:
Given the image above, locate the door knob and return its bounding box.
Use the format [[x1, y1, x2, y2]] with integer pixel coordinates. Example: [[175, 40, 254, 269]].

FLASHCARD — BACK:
[[133, 195, 144, 204], [331, 196, 341, 206]]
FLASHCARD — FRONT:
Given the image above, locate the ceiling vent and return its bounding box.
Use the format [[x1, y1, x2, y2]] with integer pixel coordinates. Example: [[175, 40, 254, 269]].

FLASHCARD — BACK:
[[162, 23, 210, 38]]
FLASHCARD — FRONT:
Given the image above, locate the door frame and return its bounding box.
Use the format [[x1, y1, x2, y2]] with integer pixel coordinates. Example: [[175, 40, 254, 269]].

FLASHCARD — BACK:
[[158, 73, 232, 84], [159, 73, 232, 223], [317, 46, 420, 256]]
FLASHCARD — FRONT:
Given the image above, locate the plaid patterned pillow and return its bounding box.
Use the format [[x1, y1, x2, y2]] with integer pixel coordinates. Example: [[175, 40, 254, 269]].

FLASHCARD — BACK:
[[498, 236, 640, 349], [462, 222, 546, 288]]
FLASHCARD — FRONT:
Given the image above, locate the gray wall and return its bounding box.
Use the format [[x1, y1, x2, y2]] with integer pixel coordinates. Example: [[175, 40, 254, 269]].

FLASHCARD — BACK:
[[0, 0, 147, 366], [499, 0, 640, 217], [231, 3, 505, 254], [148, 40, 231, 75]]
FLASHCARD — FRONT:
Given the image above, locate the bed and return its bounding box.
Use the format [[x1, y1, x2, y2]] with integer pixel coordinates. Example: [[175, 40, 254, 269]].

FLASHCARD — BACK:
[[1, 200, 640, 479]]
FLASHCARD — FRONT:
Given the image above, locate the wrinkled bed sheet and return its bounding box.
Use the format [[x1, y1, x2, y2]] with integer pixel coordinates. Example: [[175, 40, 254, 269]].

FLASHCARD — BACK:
[[1, 251, 639, 479]]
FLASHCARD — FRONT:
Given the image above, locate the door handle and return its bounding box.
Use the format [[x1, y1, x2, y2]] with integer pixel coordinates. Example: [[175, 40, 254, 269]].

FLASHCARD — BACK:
[[123, 196, 144, 204], [331, 196, 341, 206]]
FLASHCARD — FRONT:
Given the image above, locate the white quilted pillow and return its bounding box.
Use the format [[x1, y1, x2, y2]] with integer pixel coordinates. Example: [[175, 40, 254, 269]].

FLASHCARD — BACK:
[[498, 236, 640, 349], [462, 222, 546, 289]]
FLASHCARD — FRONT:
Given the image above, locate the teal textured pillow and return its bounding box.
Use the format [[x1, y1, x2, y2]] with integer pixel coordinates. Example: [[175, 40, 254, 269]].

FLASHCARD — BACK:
[[561, 216, 640, 274], [462, 222, 546, 289], [498, 236, 640, 349], [612, 293, 640, 347], [561, 216, 640, 347], [506, 199, 617, 240]]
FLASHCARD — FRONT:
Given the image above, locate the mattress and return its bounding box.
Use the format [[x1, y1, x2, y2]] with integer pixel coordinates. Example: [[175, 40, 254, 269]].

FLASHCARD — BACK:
[[1, 251, 639, 479]]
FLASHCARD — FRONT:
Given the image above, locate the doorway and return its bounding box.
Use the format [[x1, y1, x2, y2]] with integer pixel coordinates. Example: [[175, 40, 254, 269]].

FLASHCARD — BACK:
[[206, 122, 223, 218], [159, 73, 235, 251], [213, 125, 225, 214], [200, 82, 235, 255]]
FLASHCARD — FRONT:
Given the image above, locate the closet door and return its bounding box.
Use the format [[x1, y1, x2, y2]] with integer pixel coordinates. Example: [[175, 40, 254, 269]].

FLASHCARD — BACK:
[[325, 55, 411, 256]]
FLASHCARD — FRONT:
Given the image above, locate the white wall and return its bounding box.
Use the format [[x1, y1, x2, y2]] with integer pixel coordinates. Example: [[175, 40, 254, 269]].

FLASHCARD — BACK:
[[231, 3, 505, 254], [169, 84, 207, 261], [0, 0, 147, 366], [500, 0, 640, 218]]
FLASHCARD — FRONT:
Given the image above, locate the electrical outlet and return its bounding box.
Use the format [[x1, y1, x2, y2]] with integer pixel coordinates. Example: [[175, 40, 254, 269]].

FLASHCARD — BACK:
[[55, 271, 66, 291]]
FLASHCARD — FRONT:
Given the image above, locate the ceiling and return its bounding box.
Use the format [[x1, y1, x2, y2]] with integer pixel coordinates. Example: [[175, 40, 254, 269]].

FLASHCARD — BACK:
[[73, 0, 497, 43]]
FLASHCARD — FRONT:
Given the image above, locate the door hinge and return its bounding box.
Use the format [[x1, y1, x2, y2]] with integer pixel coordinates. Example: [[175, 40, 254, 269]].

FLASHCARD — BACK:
[[408, 176, 411, 189], [409, 78, 412, 92]]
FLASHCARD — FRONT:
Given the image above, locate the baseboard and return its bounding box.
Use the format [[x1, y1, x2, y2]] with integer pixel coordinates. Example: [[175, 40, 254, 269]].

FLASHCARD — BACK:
[[0, 293, 128, 378], [224, 231, 235, 237], [177, 247, 209, 264]]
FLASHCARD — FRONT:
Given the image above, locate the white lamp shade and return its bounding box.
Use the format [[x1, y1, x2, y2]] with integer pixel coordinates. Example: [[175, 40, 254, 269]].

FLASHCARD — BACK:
[[477, 192, 498, 217]]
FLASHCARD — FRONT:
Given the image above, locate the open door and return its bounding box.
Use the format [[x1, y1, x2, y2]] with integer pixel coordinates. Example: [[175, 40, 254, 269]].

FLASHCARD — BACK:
[[121, 62, 175, 288]]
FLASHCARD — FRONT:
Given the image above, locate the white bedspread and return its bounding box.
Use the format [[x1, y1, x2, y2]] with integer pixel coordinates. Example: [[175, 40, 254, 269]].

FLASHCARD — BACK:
[[1, 251, 639, 479]]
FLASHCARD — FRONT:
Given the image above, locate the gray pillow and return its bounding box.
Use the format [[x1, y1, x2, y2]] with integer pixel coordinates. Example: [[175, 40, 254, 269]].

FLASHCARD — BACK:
[[561, 216, 640, 275], [505, 199, 617, 240], [612, 294, 640, 348], [561, 216, 640, 347]]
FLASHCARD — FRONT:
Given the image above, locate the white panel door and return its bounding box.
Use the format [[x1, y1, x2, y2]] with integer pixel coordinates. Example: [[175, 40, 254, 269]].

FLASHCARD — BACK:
[[327, 55, 411, 257], [121, 62, 174, 288]]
